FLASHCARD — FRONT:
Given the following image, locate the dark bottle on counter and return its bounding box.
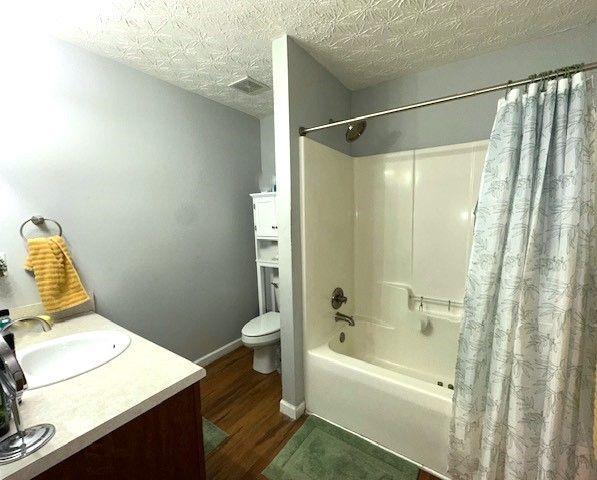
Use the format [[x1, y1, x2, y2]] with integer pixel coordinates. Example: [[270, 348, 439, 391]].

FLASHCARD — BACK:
[[0, 388, 8, 437], [0, 308, 11, 436]]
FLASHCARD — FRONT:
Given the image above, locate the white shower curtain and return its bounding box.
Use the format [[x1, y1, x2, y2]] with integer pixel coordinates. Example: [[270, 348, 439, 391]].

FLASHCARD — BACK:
[[448, 72, 596, 480]]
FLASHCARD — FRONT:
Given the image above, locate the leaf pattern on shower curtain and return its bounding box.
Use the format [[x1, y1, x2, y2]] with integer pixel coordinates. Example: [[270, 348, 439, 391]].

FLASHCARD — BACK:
[[448, 72, 596, 480]]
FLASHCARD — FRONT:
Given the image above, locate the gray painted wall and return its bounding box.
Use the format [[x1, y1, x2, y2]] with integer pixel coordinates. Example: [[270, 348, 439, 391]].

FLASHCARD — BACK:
[[259, 23, 597, 169], [0, 36, 261, 361], [272, 35, 350, 408], [259, 114, 276, 190], [351, 23, 597, 156]]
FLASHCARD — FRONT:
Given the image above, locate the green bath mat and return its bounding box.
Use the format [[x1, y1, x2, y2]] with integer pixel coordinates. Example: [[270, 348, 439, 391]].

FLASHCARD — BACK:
[[202, 418, 228, 455], [263, 416, 419, 480]]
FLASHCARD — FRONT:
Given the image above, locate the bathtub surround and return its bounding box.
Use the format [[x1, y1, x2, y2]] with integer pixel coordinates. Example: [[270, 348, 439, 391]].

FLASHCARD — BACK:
[[0, 35, 260, 361], [354, 142, 486, 320], [298, 138, 486, 333], [272, 35, 350, 413], [301, 137, 480, 476], [263, 416, 419, 480], [449, 74, 596, 479], [300, 139, 354, 351]]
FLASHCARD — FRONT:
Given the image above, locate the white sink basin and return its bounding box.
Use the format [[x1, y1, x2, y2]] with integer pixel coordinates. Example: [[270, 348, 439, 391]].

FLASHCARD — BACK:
[[17, 331, 131, 390]]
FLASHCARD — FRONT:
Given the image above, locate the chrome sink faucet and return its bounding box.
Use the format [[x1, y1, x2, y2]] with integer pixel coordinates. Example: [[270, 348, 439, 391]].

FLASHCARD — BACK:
[[0, 316, 52, 400], [1, 316, 53, 334], [335, 312, 355, 327]]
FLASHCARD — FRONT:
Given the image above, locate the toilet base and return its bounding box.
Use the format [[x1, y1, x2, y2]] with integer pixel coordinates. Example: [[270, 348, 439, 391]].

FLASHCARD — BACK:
[[253, 344, 278, 374]]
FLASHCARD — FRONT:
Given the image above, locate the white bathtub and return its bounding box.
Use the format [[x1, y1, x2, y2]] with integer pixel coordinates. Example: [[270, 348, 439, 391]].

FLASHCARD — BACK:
[[304, 300, 459, 479]]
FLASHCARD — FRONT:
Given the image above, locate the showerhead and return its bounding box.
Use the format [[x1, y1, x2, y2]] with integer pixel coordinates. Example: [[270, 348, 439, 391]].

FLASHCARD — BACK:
[[345, 120, 367, 142]]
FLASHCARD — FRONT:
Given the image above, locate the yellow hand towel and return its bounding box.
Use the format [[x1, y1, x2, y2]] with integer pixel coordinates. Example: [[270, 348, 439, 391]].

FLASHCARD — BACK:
[[24, 236, 89, 314]]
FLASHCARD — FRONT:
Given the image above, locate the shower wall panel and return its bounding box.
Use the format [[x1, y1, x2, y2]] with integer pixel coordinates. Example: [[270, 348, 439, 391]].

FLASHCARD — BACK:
[[353, 140, 487, 322]]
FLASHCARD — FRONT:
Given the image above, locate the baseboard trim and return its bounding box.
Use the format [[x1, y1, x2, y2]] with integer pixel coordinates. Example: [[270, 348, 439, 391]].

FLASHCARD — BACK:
[[194, 338, 242, 367], [279, 399, 306, 420]]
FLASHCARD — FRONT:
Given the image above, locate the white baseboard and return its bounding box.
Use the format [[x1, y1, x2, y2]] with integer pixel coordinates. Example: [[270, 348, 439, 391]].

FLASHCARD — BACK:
[[194, 337, 242, 367], [280, 399, 306, 420]]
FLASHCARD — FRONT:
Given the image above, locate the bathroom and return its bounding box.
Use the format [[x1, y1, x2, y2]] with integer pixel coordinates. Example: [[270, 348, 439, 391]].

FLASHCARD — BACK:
[[0, 2, 595, 480]]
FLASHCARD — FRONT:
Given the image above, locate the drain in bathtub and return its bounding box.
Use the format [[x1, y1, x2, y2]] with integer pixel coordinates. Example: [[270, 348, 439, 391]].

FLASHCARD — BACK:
[[339, 332, 345, 343]]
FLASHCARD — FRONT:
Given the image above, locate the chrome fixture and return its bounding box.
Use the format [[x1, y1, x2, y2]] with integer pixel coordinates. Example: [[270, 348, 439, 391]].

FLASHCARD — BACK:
[[409, 293, 462, 310], [299, 61, 597, 137], [1, 316, 53, 335], [330, 287, 347, 309], [345, 120, 367, 143], [19, 216, 63, 240], [339, 332, 346, 343], [1, 317, 52, 400], [335, 312, 354, 327], [0, 327, 55, 463]]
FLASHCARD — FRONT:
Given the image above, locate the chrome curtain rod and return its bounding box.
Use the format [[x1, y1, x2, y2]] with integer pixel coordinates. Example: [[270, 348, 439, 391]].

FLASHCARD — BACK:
[[299, 61, 597, 136]]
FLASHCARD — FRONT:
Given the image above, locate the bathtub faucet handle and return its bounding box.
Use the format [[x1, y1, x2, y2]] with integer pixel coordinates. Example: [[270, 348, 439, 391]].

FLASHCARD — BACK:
[[331, 287, 348, 310]]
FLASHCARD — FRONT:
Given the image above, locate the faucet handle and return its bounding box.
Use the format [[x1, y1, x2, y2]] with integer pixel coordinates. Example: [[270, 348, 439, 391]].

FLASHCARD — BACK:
[[331, 287, 348, 309]]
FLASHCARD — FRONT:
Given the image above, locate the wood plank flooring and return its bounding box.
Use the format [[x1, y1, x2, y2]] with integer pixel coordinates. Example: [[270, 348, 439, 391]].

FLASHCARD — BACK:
[[201, 347, 306, 479], [201, 346, 439, 480]]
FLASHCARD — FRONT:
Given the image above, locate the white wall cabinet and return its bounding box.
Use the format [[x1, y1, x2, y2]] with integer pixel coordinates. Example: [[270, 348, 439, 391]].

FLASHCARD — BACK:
[[252, 193, 278, 238], [250, 192, 278, 314]]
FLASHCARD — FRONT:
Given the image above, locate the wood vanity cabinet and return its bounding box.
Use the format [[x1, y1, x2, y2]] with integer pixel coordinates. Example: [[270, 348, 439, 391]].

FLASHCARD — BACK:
[[34, 383, 206, 480]]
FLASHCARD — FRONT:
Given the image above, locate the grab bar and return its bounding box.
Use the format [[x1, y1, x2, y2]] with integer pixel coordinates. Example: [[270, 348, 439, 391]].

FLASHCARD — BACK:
[[409, 294, 463, 311]]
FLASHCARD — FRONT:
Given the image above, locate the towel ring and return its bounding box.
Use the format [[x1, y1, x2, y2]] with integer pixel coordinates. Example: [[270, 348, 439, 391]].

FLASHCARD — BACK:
[[19, 216, 63, 240]]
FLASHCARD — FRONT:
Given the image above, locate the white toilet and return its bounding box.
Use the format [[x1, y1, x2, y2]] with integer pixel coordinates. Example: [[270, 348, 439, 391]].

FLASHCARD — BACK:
[[241, 311, 280, 374]]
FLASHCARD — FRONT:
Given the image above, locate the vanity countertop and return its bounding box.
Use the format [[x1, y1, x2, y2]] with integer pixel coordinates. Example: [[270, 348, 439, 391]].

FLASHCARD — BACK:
[[0, 312, 206, 480]]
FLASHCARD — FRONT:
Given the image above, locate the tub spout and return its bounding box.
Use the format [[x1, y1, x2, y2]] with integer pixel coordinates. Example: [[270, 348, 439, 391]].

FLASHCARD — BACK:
[[335, 312, 355, 326]]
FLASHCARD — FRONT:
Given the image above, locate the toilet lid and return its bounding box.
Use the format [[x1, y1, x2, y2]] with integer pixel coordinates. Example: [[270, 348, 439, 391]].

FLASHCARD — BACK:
[[242, 312, 280, 337]]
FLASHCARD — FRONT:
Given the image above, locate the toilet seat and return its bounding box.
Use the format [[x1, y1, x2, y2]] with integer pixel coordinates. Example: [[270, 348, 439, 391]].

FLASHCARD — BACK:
[[241, 312, 280, 347], [242, 312, 280, 336]]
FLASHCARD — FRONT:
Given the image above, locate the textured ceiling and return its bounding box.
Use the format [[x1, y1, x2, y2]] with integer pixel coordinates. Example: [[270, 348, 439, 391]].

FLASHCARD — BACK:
[[41, 0, 596, 117]]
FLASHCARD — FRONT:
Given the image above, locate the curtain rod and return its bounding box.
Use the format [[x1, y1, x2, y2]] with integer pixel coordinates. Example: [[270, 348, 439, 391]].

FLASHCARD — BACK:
[[299, 61, 597, 136]]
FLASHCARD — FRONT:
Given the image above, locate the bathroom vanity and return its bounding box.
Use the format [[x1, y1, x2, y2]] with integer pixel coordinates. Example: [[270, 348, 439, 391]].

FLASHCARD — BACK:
[[0, 313, 206, 480]]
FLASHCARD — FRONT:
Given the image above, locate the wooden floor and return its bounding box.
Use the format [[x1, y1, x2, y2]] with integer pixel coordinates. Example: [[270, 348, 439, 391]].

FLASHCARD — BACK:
[[201, 347, 307, 479], [201, 346, 439, 480]]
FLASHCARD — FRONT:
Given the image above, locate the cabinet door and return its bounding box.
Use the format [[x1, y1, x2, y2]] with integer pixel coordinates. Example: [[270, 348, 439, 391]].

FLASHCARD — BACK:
[[254, 198, 277, 237], [33, 384, 205, 480]]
